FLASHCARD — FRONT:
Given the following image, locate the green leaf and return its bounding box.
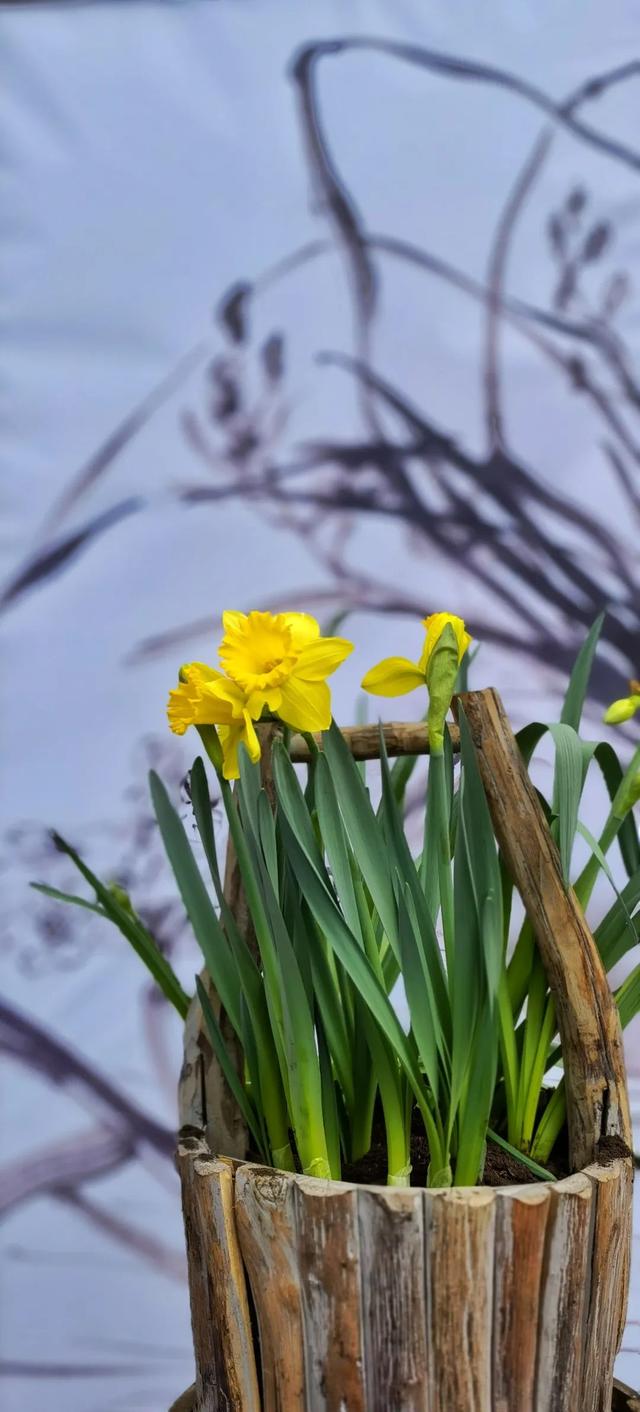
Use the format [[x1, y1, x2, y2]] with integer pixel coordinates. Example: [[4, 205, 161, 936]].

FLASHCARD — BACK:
[[560, 614, 604, 731], [377, 733, 449, 1054], [276, 808, 425, 1100], [48, 833, 191, 1019], [321, 722, 400, 956], [397, 882, 441, 1101], [149, 770, 242, 1034], [487, 1126, 556, 1182], [189, 757, 224, 900], [457, 708, 503, 1007], [247, 829, 329, 1177], [454, 999, 498, 1185], [548, 723, 595, 883], [594, 866, 640, 971], [196, 976, 264, 1155], [31, 882, 106, 917], [593, 741, 640, 879], [314, 753, 363, 942], [615, 962, 640, 1029]]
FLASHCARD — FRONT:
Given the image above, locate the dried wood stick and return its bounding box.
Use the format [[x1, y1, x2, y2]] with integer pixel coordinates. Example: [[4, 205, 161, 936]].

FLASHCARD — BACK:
[[289, 719, 459, 760], [457, 688, 631, 1169]]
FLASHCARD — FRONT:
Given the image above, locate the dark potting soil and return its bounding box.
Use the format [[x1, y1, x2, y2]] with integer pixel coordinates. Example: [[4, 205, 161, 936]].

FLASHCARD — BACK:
[[340, 1103, 570, 1188], [596, 1132, 634, 1165]]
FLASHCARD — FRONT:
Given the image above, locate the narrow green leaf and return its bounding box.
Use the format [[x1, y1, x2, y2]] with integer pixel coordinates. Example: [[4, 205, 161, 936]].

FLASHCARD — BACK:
[[615, 963, 640, 1029], [560, 614, 604, 730], [49, 832, 191, 1019], [488, 1126, 556, 1182], [321, 722, 400, 956], [548, 724, 595, 883], [595, 866, 640, 971], [458, 708, 503, 1006], [150, 771, 242, 1034], [593, 741, 640, 879], [31, 882, 106, 917]]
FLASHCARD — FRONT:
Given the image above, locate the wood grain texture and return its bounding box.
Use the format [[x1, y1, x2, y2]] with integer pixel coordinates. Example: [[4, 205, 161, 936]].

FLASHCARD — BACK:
[[534, 1173, 593, 1412], [457, 688, 631, 1170], [176, 1146, 260, 1412], [492, 1184, 551, 1412], [289, 720, 460, 761], [357, 1185, 429, 1412], [178, 974, 247, 1158], [425, 1187, 496, 1412], [295, 1176, 366, 1412], [168, 1386, 196, 1412], [612, 1380, 640, 1411], [582, 1159, 635, 1412], [235, 1163, 306, 1412]]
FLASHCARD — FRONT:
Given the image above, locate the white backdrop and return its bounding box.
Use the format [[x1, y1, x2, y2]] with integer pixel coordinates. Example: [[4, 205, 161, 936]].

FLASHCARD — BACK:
[[1, 3, 639, 1408]]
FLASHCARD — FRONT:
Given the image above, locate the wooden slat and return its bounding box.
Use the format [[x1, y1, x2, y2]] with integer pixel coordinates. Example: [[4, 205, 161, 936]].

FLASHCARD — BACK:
[[426, 1187, 496, 1412], [295, 1176, 366, 1412], [534, 1173, 593, 1412], [235, 1163, 306, 1412], [289, 720, 460, 761], [356, 1185, 429, 1412], [582, 1160, 634, 1412], [177, 1147, 260, 1412], [612, 1379, 640, 1411], [492, 1184, 551, 1412], [458, 689, 631, 1170]]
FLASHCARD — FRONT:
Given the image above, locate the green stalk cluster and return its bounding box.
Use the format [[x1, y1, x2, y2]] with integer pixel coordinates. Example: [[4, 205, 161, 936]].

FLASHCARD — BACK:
[[36, 616, 640, 1184]]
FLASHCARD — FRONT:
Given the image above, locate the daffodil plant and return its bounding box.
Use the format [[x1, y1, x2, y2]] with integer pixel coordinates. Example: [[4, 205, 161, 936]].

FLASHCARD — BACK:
[[37, 609, 640, 1188]]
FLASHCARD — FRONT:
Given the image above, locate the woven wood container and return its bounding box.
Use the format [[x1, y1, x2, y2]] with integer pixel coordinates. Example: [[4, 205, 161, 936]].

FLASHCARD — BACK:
[[175, 690, 634, 1412]]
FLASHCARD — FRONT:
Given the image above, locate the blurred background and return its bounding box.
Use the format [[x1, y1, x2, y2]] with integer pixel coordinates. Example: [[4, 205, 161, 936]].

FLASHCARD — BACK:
[[1, 3, 639, 1408]]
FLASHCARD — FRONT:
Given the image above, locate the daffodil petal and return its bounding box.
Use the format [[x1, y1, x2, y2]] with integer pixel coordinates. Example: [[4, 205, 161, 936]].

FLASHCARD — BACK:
[[181, 661, 222, 685], [217, 723, 242, 780], [167, 672, 234, 734], [279, 611, 320, 650], [361, 657, 425, 697], [242, 711, 261, 764], [296, 636, 353, 681], [203, 677, 250, 718], [222, 610, 247, 636], [246, 687, 282, 718], [277, 677, 331, 732]]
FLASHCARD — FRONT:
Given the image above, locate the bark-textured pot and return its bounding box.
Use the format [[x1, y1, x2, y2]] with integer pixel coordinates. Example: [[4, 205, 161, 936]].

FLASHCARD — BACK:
[[175, 691, 633, 1412]]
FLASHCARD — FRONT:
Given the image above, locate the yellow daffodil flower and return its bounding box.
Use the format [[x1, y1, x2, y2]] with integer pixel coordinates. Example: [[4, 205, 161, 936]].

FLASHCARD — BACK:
[[604, 680, 640, 727], [167, 611, 353, 777], [361, 613, 471, 698], [218, 610, 353, 732], [362, 612, 471, 752], [167, 662, 260, 780]]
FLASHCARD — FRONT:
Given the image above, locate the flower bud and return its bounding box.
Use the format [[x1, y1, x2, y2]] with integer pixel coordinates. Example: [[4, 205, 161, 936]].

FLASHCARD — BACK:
[[603, 695, 640, 726], [426, 622, 460, 751]]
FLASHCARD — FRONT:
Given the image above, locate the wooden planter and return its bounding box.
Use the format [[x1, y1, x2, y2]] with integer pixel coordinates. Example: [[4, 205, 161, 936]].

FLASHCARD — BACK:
[[175, 690, 634, 1412]]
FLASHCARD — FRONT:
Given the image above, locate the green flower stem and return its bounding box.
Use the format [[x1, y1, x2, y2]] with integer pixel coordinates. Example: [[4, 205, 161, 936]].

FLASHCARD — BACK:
[[497, 976, 519, 1144], [529, 1079, 566, 1165], [360, 1012, 410, 1186], [429, 747, 455, 980], [506, 918, 535, 1020], [520, 995, 556, 1152], [514, 954, 547, 1146], [350, 1059, 377, 1162]]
